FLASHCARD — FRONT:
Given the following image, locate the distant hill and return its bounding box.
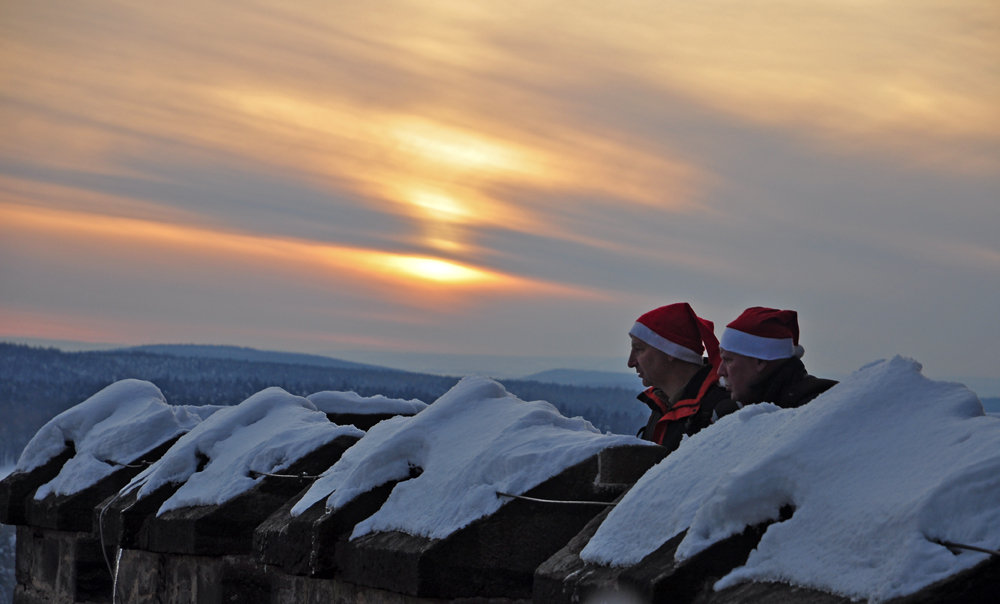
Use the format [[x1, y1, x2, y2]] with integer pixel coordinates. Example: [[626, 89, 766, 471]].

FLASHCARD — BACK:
[[520, 368, 643, 391], [0, 342, 648, 462], [124, 344, 384, 371]]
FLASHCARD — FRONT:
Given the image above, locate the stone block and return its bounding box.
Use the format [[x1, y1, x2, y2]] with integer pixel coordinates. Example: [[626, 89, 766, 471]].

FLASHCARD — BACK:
[[141, 434, 358, 556], [0, 444, 76, 526], [253, 478, 398, 577], [13, 525, 111, 604], [595, 445, 669, 487], [115, 549, 274, 604], [535, 504, 793, 604], [96, 477, 180, 553], [270, 571, 530, 604], [26, 438, 180, 534], [335, 451, 631, 600], [616, 519, 777, 604], [532, 500, 621, 604]]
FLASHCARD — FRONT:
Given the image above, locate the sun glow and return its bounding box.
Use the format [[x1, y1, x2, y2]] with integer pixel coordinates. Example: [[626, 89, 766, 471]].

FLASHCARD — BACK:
[[0, 199, 520, 292], [390, 119, 529, 173], [381, 256, 490, 284], [408, 190, 471, 221]]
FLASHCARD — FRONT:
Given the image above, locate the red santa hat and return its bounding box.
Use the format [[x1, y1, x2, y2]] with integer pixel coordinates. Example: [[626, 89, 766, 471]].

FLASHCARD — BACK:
[[720, 307, 805, 360], [629, 303, 720, 366]]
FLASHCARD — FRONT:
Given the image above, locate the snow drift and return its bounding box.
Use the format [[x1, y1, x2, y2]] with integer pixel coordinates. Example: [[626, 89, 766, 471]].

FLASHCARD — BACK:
[[124, 386, 364, 515], [292, 375, 650, 540], [581, 356, 1000, 602], [15, 379, 222, 499], [307, 390, 427, 415]]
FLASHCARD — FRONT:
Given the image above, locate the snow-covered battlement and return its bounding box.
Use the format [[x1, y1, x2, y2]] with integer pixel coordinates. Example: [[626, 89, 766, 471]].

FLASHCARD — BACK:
[[2, 362, 999, 604]]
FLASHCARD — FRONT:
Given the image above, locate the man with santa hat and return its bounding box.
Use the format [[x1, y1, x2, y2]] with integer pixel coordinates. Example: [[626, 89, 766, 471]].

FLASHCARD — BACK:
[[627, 302, 731, 453], [715, 306, 837, 416]]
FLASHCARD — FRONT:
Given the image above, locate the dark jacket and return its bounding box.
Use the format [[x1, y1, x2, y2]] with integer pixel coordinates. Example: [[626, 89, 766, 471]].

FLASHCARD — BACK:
[[713, 357, 837, 421], [637, 364, 732, 454]]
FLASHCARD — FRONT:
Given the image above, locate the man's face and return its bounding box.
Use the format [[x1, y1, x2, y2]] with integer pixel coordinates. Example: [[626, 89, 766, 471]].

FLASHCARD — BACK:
[[627, 335, 673, 390], [718, 348, 765, 403]]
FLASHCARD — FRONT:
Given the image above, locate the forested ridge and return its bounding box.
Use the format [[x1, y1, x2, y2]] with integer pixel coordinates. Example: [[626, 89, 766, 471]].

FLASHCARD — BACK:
[[0, 342, 648, 462]]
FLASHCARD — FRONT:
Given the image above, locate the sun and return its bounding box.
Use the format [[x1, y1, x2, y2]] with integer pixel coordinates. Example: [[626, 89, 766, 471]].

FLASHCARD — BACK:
[[384, 256, 490, 284]]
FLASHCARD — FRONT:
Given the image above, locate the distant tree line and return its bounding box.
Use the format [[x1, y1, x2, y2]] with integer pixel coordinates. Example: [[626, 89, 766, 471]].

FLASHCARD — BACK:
[[0, 343, 648, 462]]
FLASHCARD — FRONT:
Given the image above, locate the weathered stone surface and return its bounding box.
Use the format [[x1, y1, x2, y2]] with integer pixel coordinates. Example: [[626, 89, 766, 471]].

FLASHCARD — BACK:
[[336, 452, 629, 600], [115, 549, 274, 604], [617, 513, 785, 604], [252, 489, 320, 575], [13, 525, 111, 604], [595, 445, 669, 487], [0, 444, 76, 526], [254, 478, 398, 577], [271, 571, 530, 604], [532, 498, 621, 604], [143, 433, 359, 556], [530, 444, 670, 604], [96, 477, 180, 552], [535, 503, 794, 604], [25, 438, 180, 533]]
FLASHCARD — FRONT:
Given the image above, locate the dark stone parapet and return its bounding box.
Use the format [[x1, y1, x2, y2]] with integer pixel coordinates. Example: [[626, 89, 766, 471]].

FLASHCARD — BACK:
[[618, 519, 780, 604], [254, 479, 400, 577], [0, 444, 76, 526], [532, 499, 620, 604], [26, 437, 181, 534], [115, 549, 274, 604], [130, 433, 360, 556], [595, 445, 668, 487], [13, 526, 111, 604], [534, 503, 795, 604], [334, 446, 657, 600], [271, 572, 529, 604], [7, 393, 998, 604]]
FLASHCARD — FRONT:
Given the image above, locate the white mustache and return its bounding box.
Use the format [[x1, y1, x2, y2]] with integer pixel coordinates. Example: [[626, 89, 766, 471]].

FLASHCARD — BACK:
[[718, 376, 729, 389]]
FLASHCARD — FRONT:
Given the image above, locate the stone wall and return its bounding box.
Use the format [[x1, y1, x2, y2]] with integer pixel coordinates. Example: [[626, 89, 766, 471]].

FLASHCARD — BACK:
[[1, 435, 668, 604], [2, 403, 997, 604]]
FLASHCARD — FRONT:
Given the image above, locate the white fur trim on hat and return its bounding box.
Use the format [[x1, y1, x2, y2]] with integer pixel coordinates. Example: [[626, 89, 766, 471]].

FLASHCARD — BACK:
[[629, 322, 704, 364], [720, 327, 803, 361]]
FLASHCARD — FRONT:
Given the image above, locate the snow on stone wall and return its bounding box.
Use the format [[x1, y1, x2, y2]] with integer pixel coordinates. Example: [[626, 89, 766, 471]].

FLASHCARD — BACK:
[[293, 375, 651, 540], [581, 356, 1000, 602], [125, 386, 364, 515], [14, 379, 223, 499], [307, 390, 427, 415]]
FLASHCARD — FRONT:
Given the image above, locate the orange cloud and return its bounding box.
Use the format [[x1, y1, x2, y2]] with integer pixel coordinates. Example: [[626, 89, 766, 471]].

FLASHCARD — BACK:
[[0, 199, 600, 303], [0, 1, 705, 257]]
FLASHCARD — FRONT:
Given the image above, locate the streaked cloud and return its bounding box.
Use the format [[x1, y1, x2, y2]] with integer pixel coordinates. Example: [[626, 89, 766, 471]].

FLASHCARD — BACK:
[[0, 0, 997, 376], [0, 199, 600, 300]]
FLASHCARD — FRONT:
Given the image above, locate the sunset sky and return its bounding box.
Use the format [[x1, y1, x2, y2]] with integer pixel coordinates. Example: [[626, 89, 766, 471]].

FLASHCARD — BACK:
[[1, 1, 998, 388]]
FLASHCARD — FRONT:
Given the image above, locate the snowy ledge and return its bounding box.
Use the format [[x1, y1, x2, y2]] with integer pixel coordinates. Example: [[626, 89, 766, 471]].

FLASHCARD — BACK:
[[124, 387, 364, 515], [307, 391, 427, 416], [292, 375, 651, 540], [14, 379, 223, 499], [580, 356, 1000, 602]]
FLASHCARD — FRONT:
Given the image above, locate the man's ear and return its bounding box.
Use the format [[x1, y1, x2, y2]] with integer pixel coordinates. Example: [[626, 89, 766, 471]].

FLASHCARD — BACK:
[[754, 357, 770, 376]]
